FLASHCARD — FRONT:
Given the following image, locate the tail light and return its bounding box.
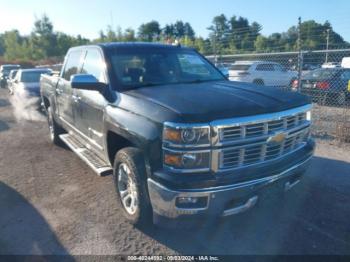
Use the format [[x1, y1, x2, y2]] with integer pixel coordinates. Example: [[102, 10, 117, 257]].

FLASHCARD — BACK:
[[315, 81, 330, 89], [292, 79, 298, 90]]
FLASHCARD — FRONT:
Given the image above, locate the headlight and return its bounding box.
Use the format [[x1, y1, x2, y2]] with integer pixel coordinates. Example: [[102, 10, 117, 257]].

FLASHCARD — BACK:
[[306, 110, 312, 121], [163, 149, 210, 171], [163, 122, 210, 147]]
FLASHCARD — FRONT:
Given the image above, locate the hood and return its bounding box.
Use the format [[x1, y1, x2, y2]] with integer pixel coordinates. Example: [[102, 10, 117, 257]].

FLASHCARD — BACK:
[[124, 80, 310, 123]]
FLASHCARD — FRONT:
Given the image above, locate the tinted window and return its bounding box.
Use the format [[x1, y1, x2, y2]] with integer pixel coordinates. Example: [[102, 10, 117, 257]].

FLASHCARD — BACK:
[[62, 50, 82, 81], [20, 71, 49, 83], [81, 49, 106, 82], [256, 64, 275, 71], [274, 64, 285, 71], [230, 64, 251, 71], [304, 69, 338, 80]]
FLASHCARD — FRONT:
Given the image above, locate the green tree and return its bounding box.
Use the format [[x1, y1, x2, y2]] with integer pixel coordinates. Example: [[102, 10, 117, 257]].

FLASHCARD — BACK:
[[3, 30, 28, 60], [30, 14, 58, 59], [138, 21, 161, 41], [208, 14, 229, 56]]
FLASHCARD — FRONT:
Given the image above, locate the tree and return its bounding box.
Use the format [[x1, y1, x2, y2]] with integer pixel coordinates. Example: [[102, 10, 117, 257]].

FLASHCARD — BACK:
[[3, 30, 28, 60], [138, 21, 161, 41], [30, 14, 58, 59], [184, 22, 195, 39], [208, 14, 229, 56], [124, 28, 136, 42], [0, 34, 5, 56]]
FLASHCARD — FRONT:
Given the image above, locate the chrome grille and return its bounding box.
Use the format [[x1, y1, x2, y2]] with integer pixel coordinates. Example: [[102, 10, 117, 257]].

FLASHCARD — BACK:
[[220, 128, 309, 169], [220, 112, 307, 143]]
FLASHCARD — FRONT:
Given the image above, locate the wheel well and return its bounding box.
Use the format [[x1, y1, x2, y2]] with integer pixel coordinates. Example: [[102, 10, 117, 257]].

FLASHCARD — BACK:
[[42, 96, 50, 109], [107, 131, 135, 165]]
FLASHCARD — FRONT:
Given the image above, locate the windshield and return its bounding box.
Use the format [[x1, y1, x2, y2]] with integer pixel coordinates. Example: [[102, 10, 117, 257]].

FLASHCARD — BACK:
[[20, 71, 48, 83], [230, 64, 251, 71], [109, 48, 224, 89], [1, 66, 20, 75], [304, 68, 338, 80]]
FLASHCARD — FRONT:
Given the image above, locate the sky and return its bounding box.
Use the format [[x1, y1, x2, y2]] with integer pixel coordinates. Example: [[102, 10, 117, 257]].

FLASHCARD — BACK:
[[0, 0, 350, 41]]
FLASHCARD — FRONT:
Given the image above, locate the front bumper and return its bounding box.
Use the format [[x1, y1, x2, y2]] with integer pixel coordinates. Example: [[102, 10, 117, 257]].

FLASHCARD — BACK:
[[148, 155, 312, 219]]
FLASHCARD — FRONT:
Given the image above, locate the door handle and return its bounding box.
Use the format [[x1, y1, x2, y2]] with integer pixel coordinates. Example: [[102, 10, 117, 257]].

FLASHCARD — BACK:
[[55, 88, 63, 95], [72, 95, 81, 102]]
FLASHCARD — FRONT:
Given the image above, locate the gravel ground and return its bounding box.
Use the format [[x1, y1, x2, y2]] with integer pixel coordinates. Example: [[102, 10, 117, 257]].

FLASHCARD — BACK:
[[0, 87, 350, 255]]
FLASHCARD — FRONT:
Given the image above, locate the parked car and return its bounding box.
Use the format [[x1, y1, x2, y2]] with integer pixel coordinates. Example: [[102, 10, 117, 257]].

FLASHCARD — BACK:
[[7, 69, 19, 94], [228, 61, 298, 87], [294, 68, 350, 106], [41, 43, 314, 226], [302, 63, 320, 71], [341, 57, 350, 68], [321, 62, 341, 69], [215, 63, 232, 78], [12, 68, 52, 98], [0, 64, 21, 88]]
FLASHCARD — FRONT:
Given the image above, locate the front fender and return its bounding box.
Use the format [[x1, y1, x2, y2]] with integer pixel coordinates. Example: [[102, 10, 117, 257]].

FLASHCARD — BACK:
[[104, 105, 163, 176]]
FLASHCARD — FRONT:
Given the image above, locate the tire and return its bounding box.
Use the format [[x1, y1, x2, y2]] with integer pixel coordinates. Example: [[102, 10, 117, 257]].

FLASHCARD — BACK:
[[253, 79, 264, 86], [47, 106, 64, 145], [113, 147, 152, 225]]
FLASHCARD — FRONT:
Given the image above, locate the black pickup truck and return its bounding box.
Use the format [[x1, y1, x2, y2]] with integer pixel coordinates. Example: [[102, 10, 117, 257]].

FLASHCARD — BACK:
[[40, 43, 314, 225]]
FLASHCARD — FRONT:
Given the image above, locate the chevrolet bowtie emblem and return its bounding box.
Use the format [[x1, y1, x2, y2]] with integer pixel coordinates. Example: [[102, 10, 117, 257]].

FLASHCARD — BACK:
[[267, 132, 286, 145]]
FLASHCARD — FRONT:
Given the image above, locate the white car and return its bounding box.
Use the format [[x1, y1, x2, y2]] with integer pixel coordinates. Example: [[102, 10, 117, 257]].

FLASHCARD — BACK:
[[228, 61, 298, 87], [322, 62, 341, 69]]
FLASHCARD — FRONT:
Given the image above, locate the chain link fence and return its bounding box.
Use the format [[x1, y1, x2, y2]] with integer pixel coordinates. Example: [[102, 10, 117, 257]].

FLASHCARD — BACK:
[[207, 49, 350, 143]]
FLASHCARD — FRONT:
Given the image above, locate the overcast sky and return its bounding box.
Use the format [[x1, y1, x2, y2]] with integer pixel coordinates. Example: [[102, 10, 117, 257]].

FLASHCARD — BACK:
[[0, 0, 349, 41]]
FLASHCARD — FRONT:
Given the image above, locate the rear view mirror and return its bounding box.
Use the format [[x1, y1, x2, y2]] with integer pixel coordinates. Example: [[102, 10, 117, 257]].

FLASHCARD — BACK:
[[71, 74, 107, 91]]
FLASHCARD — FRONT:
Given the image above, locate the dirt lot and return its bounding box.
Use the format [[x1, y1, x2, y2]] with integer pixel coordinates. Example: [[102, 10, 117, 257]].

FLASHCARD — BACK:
[[0, 87, 350, 255]]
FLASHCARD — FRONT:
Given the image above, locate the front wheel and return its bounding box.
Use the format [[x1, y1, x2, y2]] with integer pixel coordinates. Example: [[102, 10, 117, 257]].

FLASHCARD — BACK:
[[47, 106, 64, 145], [113, 147, 152, 225]]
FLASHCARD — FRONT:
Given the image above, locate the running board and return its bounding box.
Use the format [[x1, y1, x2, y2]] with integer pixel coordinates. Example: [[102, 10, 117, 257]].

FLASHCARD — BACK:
[[59, 134, 112, 176]]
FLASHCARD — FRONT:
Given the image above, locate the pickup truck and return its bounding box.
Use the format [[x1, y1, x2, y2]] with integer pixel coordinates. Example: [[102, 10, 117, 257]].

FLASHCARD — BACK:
[[40, 43, 315, 226]]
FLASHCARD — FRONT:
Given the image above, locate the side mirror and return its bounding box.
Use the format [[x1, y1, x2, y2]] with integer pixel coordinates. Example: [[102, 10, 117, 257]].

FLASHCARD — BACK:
[[71, 74, 107, 91]]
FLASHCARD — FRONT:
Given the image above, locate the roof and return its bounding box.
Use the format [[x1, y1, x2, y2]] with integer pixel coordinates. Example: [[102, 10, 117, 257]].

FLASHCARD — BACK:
[[233, 61, 279, 65], [19, 68, 51, 73], [0, 64, 20, 69], [70, 42, 193, 52]]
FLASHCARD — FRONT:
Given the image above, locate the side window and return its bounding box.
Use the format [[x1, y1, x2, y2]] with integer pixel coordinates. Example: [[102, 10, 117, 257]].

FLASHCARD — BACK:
[[340, 70, 350, 80], [62, 50, 83, 81], [274, 64, 285, 71], [81, 49, 106, 82], [256, 64, 275, 71]]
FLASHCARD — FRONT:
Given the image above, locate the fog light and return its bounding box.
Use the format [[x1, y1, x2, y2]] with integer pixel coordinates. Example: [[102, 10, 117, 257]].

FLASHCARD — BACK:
[[178, 197, 198, 204], [176, 196, 208, 209]]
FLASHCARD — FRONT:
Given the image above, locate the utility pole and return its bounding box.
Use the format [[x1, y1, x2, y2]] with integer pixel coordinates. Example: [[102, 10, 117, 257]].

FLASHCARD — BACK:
[[297, 17, 303, 92], [325, 29, 330, 63]]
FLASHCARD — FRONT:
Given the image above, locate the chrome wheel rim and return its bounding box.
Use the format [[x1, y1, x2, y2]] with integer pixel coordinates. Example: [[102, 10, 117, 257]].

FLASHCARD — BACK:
[[117, 163, 138, 215]]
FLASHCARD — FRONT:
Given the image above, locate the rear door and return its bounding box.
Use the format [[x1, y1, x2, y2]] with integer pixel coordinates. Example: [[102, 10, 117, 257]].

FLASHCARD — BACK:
[[255, 63, 276, 86], [73, 47, 108, 151], [56, 49, 83, 127], [273, 64, 289, 86]]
